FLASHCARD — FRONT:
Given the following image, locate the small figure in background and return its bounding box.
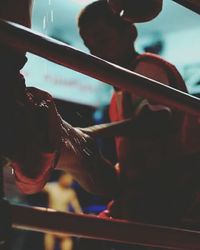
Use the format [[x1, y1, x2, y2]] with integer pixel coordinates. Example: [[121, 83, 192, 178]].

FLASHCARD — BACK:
[[44, 173, 82, 250]]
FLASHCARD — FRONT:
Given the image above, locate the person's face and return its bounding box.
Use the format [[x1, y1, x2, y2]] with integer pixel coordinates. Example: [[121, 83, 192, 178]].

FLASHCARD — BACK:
[[59, 174, 73, 188], [79, 19, 130, 64]]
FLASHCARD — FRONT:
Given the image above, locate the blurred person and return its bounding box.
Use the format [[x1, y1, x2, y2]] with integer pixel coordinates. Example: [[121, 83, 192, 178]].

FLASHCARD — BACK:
[[0, 0, 120, 198], [77, 1, 200, 249], [0, 0, 165, 197], [78, 0, 200, 227], [44, 173, 82, 250]]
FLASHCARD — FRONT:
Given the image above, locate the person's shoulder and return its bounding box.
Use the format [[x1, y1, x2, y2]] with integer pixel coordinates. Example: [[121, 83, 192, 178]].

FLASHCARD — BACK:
[[132, 53, 171, 83], [135, 53, 174, 69], [136, 52, 163, 61], [45, 182, 57, 190], [136, 53, 187, 91]]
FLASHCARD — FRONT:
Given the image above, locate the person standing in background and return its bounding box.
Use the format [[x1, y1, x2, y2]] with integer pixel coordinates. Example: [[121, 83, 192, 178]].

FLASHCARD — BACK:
[[44, 173, 82, 250]]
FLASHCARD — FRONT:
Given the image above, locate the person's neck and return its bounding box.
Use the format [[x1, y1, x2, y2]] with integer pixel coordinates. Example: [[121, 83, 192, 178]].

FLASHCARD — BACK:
[[59, 183, 70, 189], [113, 49, 138, 92], [119, 49, 138, 68]]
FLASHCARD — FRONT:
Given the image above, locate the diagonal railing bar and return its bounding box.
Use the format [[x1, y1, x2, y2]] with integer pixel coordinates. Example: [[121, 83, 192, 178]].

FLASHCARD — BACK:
[[172, 0, 200, 15], [0, 19, 200, 116], [10, 204, 200, 250]]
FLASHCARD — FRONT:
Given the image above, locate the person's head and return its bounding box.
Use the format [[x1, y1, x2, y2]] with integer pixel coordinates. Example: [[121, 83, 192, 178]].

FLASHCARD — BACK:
[[78, 0, 137, 65], [58, 173, 73, 188]]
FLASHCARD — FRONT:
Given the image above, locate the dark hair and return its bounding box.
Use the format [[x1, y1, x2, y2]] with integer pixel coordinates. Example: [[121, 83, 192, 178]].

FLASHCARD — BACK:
[[78, 0, 137, 36]]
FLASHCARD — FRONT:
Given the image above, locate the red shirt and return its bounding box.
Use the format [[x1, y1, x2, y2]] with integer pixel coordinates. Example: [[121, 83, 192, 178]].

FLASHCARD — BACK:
[[108, 53, 200, 223]]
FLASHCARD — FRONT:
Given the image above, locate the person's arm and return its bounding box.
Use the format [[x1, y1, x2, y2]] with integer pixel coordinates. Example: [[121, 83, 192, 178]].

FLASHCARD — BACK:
[[24, 88, 119, 197], [0, 2, 119, 197], [0, 41, 118, 197], [128, 60, 173, 136], [11, 88, 119, 197], [77, 61, 172, 139], [43, 183, 50, 193], [56, 120, 120, 197], [69, 190, 82, 214]]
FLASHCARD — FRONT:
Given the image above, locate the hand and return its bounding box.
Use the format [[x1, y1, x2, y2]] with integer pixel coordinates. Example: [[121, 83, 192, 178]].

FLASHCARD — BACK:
[[61, 120, 101, 161], [107, 0, 163, 23], [7, 87, 62, 194]]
